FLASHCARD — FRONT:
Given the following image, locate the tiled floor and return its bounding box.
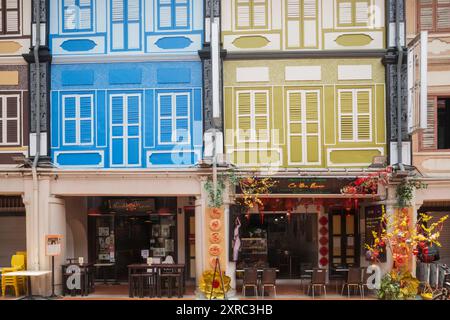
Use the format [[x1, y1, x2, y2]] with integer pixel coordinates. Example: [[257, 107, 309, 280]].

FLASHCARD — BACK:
[[0, 280, 376, 300]]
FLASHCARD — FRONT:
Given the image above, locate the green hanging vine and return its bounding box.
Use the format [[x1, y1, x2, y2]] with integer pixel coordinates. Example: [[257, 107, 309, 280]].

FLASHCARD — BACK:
[[204, 169, 240, 208], [396, 180, 427, 208]]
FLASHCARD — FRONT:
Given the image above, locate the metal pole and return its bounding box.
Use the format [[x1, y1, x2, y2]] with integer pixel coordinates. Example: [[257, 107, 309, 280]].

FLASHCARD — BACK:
[[50, 256, 57, 297]]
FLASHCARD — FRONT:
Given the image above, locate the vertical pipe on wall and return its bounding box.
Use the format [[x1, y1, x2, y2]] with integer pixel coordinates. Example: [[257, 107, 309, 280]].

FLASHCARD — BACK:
[[396, 0, 404, 166]]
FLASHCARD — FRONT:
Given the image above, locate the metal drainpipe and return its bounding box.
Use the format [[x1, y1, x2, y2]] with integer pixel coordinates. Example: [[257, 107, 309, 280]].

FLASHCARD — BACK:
[[396, 0, 404, 169], [210, 0, 217, 196], [32, 0, 41, 270]]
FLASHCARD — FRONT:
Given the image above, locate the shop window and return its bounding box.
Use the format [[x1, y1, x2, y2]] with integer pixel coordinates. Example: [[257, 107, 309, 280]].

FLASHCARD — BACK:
[[235, 0, 268, 30], [111, 0, 141, 51], [236, 90, 269, 142], [158, 0, 190, 30], [62, 94, 94, 145], [158, 92, 190, 144], [421, 97, 450, 150], [418, 0, 450, 32], [336, 0, 370, 27], [338, 88, 372, 142], [0, 0, 20, 35], [63, 0, 94, 33], [0, 94, 20, 146]]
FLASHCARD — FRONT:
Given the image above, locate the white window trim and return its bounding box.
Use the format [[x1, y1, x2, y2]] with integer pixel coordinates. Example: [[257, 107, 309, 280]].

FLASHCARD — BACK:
[[157, 92, 191, 145], [109, 93, 142, 167], [236, 90, 270, 143], [62, 94, 94, 146], [337, 88, 372, 143], [287, 90, 321, 166], [0, 94, 20, 146], [334, 0, 374, 29]]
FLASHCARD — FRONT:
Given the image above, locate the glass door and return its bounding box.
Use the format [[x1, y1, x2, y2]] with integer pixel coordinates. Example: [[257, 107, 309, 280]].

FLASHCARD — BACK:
[[185, 208, 196, 279], [330, 208, 359, 268]]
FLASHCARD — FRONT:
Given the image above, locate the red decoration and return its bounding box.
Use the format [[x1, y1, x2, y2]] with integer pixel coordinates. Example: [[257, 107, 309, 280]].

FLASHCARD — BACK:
[[212, 280, 220, 289], [319, 257, 328, 266], [319, 227, 328, 236], [319, 237, 328, 246], [344, 198, 353, 212], [319, 247, 329, 256], [319, 216, 328, 225]]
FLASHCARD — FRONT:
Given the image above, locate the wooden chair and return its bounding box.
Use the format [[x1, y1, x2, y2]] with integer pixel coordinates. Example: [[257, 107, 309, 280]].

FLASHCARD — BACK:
[[341, 267, 363, 298], [158, 266, 182, 298], [307, 268, 327, 298], [242, 268, 258, 297], [261, 268, 277, 297]]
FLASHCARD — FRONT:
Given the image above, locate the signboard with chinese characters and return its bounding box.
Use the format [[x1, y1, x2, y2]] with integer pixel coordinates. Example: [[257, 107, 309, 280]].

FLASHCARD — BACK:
[[364, 205, 387, 263]]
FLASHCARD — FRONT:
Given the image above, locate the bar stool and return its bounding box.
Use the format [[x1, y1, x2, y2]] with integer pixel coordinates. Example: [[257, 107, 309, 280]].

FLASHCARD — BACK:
[[130, 273, 144, 298], [158, 268, 182, 298]]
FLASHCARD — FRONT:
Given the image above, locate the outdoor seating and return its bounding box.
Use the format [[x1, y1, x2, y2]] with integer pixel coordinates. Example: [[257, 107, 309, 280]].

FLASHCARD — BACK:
[[307, 268, 327, 298], [242, 268, 259, 297], [360, 267, 370, 299], [158, 266, 183, 298], [1, 254, 26, 297], [341, 267, 363, 298], [261, 268, 277, 297], [299, 263, 312, 293]]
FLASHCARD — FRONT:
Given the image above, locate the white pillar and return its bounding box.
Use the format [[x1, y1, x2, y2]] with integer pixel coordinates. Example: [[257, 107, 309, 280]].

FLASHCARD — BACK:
[[223, 203, 236, 290], [195, 194, 206, 287]]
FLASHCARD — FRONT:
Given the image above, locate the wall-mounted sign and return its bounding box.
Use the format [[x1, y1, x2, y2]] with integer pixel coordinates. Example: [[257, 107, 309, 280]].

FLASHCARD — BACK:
[[236, 178, 357, 195], [107, 198, 156, 212], [46, 234, 63, 256]]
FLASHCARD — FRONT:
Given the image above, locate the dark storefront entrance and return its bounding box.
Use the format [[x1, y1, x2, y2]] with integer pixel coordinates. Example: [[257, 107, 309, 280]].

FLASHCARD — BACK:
[[232, 211, 318, 279]]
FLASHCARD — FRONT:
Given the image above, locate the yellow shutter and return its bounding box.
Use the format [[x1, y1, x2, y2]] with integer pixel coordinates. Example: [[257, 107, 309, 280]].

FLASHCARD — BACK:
[[303, 0, 318, 47], [355, 1, 369, 25], [340, 91, 354, 141], [305, 91, 319, 163], [338, 1, 353, 25], [422, 97, 437, 149], [288, 91, 303, 163], [237, 92, 251, 141], [356, 90, 371, 141], [254, 91, 268, 141]]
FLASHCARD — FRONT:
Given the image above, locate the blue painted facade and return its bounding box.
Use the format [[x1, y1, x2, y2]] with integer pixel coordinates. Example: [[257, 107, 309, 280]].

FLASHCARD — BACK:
[[51, 62, 203, 168], [49, 0, 203, 56], [49, 0, 204, 168]]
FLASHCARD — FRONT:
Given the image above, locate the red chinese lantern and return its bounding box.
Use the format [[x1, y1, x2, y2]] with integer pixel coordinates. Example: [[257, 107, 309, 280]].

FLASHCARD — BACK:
[[319, 247, 329, 256], [344, 198, 353, 212], [319, 257, 328, 266]]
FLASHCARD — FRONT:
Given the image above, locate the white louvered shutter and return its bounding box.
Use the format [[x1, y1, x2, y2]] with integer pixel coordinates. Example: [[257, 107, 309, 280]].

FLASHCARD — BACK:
[[175, 0, 189, 28], [237, 92, 251, 141], [78, 0, 92, 30], [254, 91, 269, 141], [127, 0, 140, 49], [159, 0, 172, 28], [236, 0, 251, 28], [338, 1, 353, 25], [253, 0, 267, 28], [355, 1, 369, 25], [6, 0, 19, 34], [303, 0, 317, 47], [286, 0, 301, 47], [112, 0, 125, 49], [305, 91, 319, 163]]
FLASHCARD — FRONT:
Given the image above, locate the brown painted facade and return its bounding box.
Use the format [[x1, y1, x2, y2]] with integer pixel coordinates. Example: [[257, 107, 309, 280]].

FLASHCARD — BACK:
[[0, 0, 31, 165]]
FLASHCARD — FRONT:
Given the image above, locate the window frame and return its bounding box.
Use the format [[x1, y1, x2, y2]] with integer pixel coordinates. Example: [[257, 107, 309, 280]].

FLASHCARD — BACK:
[[110, 0, 142, 51], [417, 0, 450, 33], [0, 94, 20, 146], [337, 88, 373, 143], [235, 89, 270, 143], [0, 0, 21, 35], [234, 0, 269, 31], [62, 94, 94, 146], [336, 0, 371, 28], [157, 92, 191, 145], [62, 0, 94, 33], [157, 0, 191, 31]]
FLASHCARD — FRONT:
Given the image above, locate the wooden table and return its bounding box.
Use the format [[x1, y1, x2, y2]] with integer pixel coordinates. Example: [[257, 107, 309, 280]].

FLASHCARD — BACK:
[[128, 264, 185, 298], [2, 271, 51, 300]]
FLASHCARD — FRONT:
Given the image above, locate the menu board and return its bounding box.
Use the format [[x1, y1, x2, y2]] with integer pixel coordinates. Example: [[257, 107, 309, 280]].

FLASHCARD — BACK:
[[364, 205, 386, 262]]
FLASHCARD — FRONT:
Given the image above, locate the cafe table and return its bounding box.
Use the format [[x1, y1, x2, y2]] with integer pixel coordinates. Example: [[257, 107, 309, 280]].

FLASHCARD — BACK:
[[93, 262, 118, 285], [127, 264, 186, 298], [1, 270, 51, 300]]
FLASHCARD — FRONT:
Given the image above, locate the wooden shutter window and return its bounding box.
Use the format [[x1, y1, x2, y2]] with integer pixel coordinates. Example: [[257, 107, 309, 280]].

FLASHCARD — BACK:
[[421, 97, 437, 150], [254, 91, 268, 141], [437, 0, 450, 31], [338, 1, 353, 26], [1, 0, 20, 35], [252, 0, 267, 28], [159, 94, 173, 143], [355, 1, 369, 26], [339, 91, 354, 141], [356, 90, 371, 141], [236, 0, 251, 28], [237, 92, 251, 141], [175, 0, 189, 28], [0, 95, 19, 145]]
